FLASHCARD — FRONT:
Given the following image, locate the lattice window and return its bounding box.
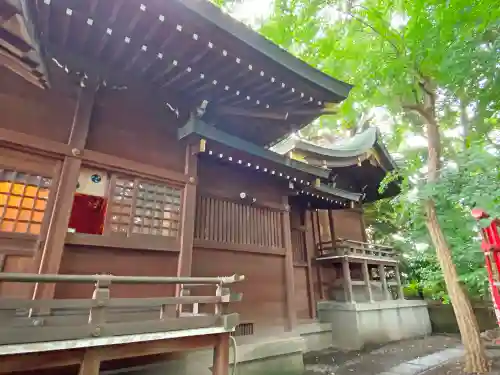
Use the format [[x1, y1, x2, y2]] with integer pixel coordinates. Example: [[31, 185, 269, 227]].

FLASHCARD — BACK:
[[109, 177, 182, 238], [0, 169, 52, 235]]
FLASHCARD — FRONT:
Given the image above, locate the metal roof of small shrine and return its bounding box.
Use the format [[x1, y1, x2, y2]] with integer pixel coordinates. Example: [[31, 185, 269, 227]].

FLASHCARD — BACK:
[[5, 0, 352, 146], [272, 127, 401, 202]]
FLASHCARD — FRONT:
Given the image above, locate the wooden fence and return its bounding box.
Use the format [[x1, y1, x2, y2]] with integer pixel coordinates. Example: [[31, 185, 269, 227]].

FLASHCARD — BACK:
[[0, 273, 243, 346], [194, 195, 284, 249]]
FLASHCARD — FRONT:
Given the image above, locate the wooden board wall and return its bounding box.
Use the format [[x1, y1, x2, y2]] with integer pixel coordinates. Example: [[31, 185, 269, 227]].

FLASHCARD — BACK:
[[86, 89, 186, 173], [293, 266, 309, 320], [56, 245, 178, 299], [0, 67, 76, 143], [331, 210, 365, 242], [192, 248, 286, 328], [198, 159, 284, 204]]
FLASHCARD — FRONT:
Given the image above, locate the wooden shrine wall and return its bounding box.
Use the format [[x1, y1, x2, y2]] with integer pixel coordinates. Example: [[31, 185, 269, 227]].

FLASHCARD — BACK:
[[57, 81, 187, 299], [192, 160, 290, 329], [0, 67, 77, 143], [0, 68, 313, 331], [0, 69, 185, 299], [290, 206, 311, 320], [85, 88, 186, 174], [56, 246, 178, 299], [331, 209, 366, 242], [316, 209, 366, 243]]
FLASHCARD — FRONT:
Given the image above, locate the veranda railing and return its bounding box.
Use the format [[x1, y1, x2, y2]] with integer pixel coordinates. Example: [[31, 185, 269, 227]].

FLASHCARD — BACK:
[[0, 273, 243, 346]]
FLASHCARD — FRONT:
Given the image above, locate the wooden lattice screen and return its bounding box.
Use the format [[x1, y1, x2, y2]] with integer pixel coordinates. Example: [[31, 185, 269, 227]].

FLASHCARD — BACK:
[[291, 228, 307, 264], [108, 176, 182, 238], [0, 169, 52, 235], [194, 195, 284, 249]]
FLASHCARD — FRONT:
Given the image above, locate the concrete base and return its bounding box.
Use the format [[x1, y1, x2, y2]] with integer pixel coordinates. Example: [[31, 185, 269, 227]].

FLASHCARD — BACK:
[[104, 301, 431, 375], [296, 321, 333, 352], [115, 333, 306, 375], [317, 299, 432, 350], [106, 323, 335, 375]]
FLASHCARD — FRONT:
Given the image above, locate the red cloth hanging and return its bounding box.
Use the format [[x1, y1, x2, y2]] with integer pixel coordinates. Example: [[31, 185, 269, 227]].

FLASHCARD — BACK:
[[68, 193, 107, 235]]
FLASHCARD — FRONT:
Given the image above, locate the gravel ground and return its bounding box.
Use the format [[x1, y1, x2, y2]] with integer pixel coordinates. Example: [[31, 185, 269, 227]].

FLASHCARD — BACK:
[[303, 335, 461, 375], [423, 356, 500, 375]]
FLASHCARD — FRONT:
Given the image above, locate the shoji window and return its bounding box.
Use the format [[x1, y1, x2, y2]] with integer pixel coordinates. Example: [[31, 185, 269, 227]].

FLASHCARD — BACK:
[[0, 169, 52, 235]]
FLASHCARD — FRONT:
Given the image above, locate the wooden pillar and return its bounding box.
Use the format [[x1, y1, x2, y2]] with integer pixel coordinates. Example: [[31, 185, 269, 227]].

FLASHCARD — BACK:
[[282, 197, 297, 331], [176, 143, 198, 280], [395, 264, 405, 300], [359, 204, 368, 242], [311, 211, 324, 300], [304, 209, 316, 318], [327, 208, 336, 243], [78, 349, 101, 375], [362, 260, 373, 302], [379, 264, 390, 300], [213, 333, 230, 375], [314, 210, 323, 253], [33, 77, 99, 300], [342, 257, 353, 302]]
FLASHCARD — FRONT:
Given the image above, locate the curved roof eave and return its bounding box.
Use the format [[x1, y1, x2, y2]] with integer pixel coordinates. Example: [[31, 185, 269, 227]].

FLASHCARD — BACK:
[[176, 0, 353, 101]]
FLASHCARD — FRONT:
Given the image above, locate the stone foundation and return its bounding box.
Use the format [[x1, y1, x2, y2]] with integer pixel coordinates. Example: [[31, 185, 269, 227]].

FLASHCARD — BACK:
[[103, 301, 431, 375], [317, 299, 431, 350], [112, 333, 306, 375]]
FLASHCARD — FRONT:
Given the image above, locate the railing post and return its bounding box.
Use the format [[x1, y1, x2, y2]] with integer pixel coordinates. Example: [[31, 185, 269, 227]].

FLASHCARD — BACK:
[[342, 257, 353, 302], [215, 284, 222, 315], [362, 260, 373, 302], [89, 277, 110, 338], [378, 264, 390, 300], [395, 264, 405, 300]]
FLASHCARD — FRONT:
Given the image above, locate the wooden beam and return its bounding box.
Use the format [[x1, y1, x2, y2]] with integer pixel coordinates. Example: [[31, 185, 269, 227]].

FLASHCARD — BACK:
[[0, 334, 218, 373], [362, 260, 373, 302], [304, 209, 317, 318], [178, 117, 330, 180], [176, 144, 199, 287], [0, 49, 45, 89], [342, 257, 353, 302], [33, 77, 99, 300], [282, 196, 297, 331], [214, 105, 337, 120], [78, 349, 101, 375], [0, 126, 72, 157]]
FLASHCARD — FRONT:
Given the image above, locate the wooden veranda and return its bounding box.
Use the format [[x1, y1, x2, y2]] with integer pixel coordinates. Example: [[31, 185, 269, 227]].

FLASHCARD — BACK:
[[0, 272, 243, 374]]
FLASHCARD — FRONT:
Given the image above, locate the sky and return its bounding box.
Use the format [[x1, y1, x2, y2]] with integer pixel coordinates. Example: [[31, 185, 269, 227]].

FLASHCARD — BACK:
[[230, 0, 273, 26]]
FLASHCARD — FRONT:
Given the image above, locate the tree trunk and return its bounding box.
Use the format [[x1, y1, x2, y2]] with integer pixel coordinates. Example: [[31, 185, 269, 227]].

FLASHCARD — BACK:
[[423, 108, 490, 373], [425, 200, 489, 373]]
